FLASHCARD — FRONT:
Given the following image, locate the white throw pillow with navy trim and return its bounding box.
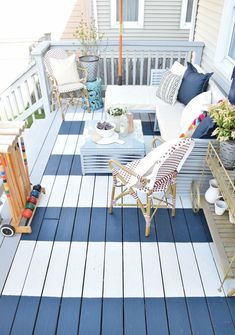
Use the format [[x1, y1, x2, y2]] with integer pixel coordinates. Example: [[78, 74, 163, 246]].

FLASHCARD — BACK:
[[156, 70, 183, 105]]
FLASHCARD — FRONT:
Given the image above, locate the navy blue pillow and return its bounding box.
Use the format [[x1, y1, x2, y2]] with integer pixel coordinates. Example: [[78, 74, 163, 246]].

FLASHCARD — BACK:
[[192, 115, 215, 139], [178, 62, 213, 105]]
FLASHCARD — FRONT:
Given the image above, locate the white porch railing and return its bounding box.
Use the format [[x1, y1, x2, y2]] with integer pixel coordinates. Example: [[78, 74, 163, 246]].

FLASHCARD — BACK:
[[0, 40, 205, 120]]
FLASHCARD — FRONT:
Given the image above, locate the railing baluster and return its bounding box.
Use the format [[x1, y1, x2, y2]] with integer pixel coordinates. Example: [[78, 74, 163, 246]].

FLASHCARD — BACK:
[[140, 52, 144, 85], [103, 54, 107, 86], [133, 53, 136, 85], [12, 91, 20, 117], [111, 52, 114, 85], [126, 51, 129, 85], [24, 80, 32, 106], [0, 101, 8, 121], [6, 96, 15, 120], [17, 86, 25, 114], [31, 75, 39, 101], [147, 52, 151, 85]]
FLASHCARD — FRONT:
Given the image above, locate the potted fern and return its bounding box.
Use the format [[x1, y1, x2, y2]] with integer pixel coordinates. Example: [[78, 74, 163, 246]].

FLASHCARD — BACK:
[[208, 99, 235, 169], [74, 15, 106, 82]]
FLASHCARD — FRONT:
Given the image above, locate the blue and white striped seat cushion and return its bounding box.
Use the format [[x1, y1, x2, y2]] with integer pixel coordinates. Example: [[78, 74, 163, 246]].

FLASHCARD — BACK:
[[156, 70, 183, 105]]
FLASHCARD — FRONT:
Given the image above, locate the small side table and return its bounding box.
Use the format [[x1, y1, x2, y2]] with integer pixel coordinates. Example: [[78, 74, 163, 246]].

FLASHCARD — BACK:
[[86, 78, 104, 111]]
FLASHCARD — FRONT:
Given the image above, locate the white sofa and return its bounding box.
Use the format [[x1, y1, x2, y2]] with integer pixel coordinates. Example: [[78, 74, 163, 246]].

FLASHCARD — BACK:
[[105, 67, 225, 193]]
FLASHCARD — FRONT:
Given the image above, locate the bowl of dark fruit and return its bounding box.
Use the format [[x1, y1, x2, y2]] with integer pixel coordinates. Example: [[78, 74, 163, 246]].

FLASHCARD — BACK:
[[96, 121, 116, 138]]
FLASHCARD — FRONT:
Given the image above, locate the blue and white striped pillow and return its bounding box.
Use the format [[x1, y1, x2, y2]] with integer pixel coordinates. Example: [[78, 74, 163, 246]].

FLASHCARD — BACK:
[[156, 70, 182, 105]]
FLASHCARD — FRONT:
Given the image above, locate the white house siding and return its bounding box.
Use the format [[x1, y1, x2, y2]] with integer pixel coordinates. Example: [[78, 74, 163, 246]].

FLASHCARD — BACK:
[[96, 0, 190, 40], [61, 0, 92, 40], [194, 0, 231, 93], [62, 0, 190, 40]]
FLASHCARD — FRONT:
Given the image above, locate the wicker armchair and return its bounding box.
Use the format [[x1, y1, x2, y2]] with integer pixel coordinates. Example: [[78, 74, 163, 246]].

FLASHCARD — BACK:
[[44, 48, 90, 120], [109, 138, 195, 237]]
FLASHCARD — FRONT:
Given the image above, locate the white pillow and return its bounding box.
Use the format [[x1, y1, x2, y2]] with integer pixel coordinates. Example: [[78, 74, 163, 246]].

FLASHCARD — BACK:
[[156, 70, 183, 105], [50, 54, 80, 85], [180, 91, 212, 132], [170, 61, 186, 77]]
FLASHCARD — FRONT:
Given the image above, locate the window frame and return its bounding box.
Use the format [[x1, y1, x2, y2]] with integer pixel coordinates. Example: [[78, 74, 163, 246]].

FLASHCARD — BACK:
[[215, 0, 235, 78], [110, 0, 144, 29], [180, 0, 193, 29]]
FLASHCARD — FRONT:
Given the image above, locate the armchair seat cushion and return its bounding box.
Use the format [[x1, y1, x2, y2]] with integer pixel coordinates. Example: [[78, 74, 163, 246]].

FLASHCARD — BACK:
[[58, 82, 85, 93]]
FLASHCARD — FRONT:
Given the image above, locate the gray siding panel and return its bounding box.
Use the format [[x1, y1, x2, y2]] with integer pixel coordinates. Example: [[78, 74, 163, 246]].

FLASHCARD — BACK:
[[96, 0, 190, 40], [194, 0, 231, 93]]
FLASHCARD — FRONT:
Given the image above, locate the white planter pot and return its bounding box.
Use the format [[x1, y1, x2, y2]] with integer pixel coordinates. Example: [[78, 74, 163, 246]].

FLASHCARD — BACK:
[[106, 115, 121, 132], [205, 179, 220, 204]]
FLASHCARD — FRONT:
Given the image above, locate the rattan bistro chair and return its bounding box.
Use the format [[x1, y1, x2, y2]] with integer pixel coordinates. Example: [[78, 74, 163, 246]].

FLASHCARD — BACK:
[[109, 138, 195, 237], [44, 48, 90, 120]]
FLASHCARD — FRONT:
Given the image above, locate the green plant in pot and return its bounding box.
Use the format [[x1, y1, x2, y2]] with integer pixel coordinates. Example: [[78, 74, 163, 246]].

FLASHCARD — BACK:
[[74, 14, 106, 82], [208, 99, 235, 169], [106, 105, 127, 132]]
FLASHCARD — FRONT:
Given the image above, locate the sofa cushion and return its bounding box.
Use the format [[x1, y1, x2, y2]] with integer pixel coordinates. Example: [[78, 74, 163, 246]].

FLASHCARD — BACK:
[[170, 61, 186, 76], [105, 85, 157, 111], [180, 91, 212, 133], [156, 98, 185, 141], [178, 62, 213, 105], [156, 71, 182, 105], [50, 54, 80, 85]]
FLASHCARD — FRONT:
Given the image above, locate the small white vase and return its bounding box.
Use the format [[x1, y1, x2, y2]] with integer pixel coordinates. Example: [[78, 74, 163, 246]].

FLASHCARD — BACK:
[[205, 179, 220, 204], [106, 115, 121, 132]]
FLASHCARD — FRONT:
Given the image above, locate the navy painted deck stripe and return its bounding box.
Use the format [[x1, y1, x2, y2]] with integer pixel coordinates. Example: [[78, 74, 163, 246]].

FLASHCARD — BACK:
[[102, 298, 123, 335], [145, 298, 169, 335], [0, 295, 19, 335], [207, 297, 235, 335], [33, 297, 61, 335], [59, 121, 84, 135], [124, 298, 147, 335], [184, 209, 213, 242], [79, 298, 102, 335], [1, 296, 235, 335], [44, 155, 82, 175], [11, 296, 40, 335], [186, 298, 214, 335], [166, 298, 192, 335], [57, 298, 81, 335], [22, 208, 212, 243]]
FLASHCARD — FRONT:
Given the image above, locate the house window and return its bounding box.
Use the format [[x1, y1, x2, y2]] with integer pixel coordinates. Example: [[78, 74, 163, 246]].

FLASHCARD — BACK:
[[111, 0, 144, 28], [215, 1, 235, 78], [180, 0, 193, 29]]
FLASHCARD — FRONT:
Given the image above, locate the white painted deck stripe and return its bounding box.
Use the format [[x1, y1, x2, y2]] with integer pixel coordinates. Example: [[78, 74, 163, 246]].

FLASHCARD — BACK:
[[176, 243, 204, 297], [3, 241, 35, 295], [22, 241, 53, 296], [63, 135, 79, 155], [78, 176, 95, 207], [93, 176, 109, 207], [124, 242, 144, 297], [103, 242, 123, 298], [158, 243, 184, 297], [193, 242, 224, 297], [47, 176, 69, 207], [43, 242, 70, 297], [51, 134, 68, 155], [63, 176, 82, 207], [83, 242, 105, 297], [38, 175, 56, 207], [63, 242, 87, 297], [141, 243, 164, 297], [73, 111, 85, 121], [75, 135, 85, 155], [1, 241, 224, 298], [180, 196, 193, 209]]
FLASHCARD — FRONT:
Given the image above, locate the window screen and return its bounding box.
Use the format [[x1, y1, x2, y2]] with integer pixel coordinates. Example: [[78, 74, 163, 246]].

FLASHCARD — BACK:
[[116, 0, 139, 22], [186, 0, 193, 23]]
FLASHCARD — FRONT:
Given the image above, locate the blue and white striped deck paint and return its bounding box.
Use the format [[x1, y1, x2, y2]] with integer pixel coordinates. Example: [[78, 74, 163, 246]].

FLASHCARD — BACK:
[[0, 107, 235, 335]]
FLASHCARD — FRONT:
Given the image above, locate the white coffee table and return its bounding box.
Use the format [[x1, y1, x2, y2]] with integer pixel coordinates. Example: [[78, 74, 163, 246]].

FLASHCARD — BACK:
[[80, 120, 145, 174]]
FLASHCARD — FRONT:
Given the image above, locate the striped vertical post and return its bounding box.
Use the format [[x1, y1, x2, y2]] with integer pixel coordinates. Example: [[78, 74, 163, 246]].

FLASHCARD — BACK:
[[20, 136, 31, 194]]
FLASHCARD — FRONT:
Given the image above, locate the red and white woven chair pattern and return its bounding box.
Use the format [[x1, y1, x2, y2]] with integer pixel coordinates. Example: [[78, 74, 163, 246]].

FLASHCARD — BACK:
[[109, 137, 195, 237]]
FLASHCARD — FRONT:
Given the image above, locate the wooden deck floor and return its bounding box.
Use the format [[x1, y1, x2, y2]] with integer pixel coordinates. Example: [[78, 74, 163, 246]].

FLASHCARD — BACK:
[[0, 105, 235, 335]]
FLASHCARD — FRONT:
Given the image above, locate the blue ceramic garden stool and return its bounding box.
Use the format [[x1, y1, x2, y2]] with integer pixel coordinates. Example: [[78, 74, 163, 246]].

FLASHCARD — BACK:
[[85, 78, 104, 111]]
